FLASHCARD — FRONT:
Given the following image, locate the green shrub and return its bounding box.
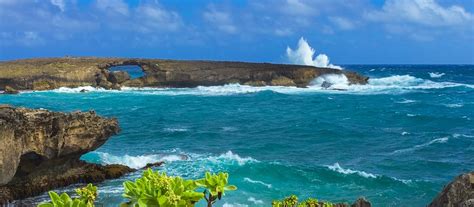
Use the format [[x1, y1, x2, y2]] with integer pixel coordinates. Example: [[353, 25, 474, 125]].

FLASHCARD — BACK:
[[196, 172, 237, 207], [120, 169, 236, 207], [272, 195, 334, 207], [38, 184, 97, 207]]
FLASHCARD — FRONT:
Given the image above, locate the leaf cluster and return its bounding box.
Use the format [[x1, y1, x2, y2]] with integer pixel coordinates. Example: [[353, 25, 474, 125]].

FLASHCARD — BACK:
[[272, 195, 335, 207]]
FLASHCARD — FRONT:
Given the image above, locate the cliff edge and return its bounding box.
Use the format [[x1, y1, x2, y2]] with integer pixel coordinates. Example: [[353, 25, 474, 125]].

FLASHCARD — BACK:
[[0, 105, 134, 203], [0, 57, 368, 91]]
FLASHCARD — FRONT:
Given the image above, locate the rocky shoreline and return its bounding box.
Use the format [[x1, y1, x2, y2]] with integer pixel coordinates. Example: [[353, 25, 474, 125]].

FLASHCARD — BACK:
[[0, 57, 369, 92], [0, 105, 133, 204]]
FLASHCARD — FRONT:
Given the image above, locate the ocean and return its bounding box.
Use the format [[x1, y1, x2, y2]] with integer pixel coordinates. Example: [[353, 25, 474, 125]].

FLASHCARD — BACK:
[[1, 65, 473, 206]]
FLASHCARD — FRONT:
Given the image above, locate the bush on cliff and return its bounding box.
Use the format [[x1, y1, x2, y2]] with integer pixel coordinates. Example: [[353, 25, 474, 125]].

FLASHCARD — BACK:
[[38, 184, 97, 207]]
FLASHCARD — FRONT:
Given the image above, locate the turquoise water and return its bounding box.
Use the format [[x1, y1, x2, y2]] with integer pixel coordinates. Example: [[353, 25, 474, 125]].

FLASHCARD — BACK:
[[1, 65, 473, 206]]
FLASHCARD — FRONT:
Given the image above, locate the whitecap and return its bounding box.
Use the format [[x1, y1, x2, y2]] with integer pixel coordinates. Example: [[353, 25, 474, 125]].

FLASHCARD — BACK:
[[248, 197, 264, 205], [392, 137, 449, 154], [444, 103, 463, 108], [206, 151, 258, 166], [325, 163, 378, 179], [401, 132, 410, 136], [396, 99, 417, 104], [429, 72, 445, 78], [163, 127, 189, 132], [93, 152, 185, 169], [243, 177, 272, 189], [222, 203, 249, 207]]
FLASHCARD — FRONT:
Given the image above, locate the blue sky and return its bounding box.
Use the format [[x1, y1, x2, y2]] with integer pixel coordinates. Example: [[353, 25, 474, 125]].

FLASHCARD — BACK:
[[0, 0, 473, 64]]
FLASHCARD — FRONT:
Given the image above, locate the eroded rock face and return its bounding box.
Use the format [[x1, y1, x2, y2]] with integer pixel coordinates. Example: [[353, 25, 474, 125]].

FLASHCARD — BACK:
[[0, 57, 368, 90], [0, 105, 133, 203], [429, 172, 474, 207]]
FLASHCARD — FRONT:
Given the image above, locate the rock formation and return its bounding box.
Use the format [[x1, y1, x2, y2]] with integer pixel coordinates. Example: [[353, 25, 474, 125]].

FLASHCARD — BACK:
[[2, 86, 18, 94], [428, 172, 474, 207], [0, 57, 368, 91], [0, 105, 134, 204]]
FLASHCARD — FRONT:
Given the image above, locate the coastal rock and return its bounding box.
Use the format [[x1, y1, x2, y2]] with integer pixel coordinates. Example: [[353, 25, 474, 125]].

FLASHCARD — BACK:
[[108, 71, 130, 84], [0, 57, 369, 91], [3, 86, 18, 94], [351, 197, 371, 207], [0, 106, 133, 203], [428, 172, 474, 207]]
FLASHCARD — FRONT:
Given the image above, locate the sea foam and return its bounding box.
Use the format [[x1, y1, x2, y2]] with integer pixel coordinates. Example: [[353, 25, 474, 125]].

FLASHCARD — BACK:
[[93, 152, 184, 169], [243, 177, 272, 189], [428, 72, 445, 78], [326, 163, 378, 178], [392, 137, 449, 154]]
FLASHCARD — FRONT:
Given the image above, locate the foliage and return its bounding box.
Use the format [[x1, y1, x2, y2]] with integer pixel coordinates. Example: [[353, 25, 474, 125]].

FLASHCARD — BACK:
[[37, 184, 98, 207], [272, 195, 334, 207], [195, 172, 237, 207], [120, 169, 203, 207], [121, 169, 236, 207]]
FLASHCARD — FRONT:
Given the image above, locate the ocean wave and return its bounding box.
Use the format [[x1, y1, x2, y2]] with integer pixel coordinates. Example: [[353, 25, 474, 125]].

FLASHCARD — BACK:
[[243, 177, 272, 189], [37, 74, 474, 96], [92, 152, 186, 169], [391, 137, 449, 154], [248, 197, 264, 205], [163, 127, 189, 132], [428, 72, 445, 78], [222, 203, 249, 207], [396, 99, 417, 104], [444, 103, 463, 108], [325, 163, 378, 178], [206, 151, 258, 166]]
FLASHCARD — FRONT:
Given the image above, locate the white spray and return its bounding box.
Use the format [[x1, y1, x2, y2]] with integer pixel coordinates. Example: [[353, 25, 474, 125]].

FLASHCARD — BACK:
[[286, 37, 342, 69]]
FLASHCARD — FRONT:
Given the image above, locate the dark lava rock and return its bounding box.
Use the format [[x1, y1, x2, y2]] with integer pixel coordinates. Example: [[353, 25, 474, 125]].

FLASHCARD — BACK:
[[0, 106, 134, 204], [428, 172, 474, 207], [351, 197, 371, 207]]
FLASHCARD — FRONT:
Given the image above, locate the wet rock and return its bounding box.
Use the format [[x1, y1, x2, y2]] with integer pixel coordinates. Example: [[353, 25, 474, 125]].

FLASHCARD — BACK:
[[321, 81, 332, 89], [270, 76, 296, 86], [428, 172, 474, 207]]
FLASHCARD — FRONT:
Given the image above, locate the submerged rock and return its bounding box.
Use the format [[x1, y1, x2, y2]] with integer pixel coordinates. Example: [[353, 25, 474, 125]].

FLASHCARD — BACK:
[[0, 57, 369, 91], [428, 172, 474, 207], [0, 106, 134, 204]]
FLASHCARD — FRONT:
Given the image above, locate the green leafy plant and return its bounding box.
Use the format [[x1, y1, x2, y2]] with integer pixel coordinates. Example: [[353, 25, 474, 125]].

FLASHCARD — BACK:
[[38, 184, 98, 207], [121, 168, 203, 207], [272, 195, 334, 207], [196, 172, 237, 207]]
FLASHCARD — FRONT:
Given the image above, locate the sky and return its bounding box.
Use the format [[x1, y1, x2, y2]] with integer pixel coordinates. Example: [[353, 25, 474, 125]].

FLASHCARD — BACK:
[[0, 0, 473, 64]]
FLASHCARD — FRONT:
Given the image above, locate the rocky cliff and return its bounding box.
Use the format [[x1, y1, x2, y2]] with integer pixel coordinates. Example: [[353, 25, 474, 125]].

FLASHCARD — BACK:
[[0, 105, 134, 203], [0, 57, 368, 91], [429, 172, 474, 207]]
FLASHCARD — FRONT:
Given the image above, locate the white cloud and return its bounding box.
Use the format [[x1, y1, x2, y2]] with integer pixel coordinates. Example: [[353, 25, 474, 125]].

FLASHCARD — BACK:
[[203, 5, 237, 34], [366, 0, 473, 27], [50, 0, 65, 12], [329, 16, 355, 30], [95, 0, 129, 16], [135, 3, 182, 33], [286, 37, 342, 69]]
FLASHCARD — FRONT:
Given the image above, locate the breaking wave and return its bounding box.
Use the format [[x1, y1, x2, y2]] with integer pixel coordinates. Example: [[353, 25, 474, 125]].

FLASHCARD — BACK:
[[428, 72, 445, 78], [325, 163, 378, 178], [286, 37, 342, 69], [391, 137, 449, 154], [88, 152, 186, 169], [41, 74, 474, 96], [243, 177, 272, 189], [87, 150, 257, 169]]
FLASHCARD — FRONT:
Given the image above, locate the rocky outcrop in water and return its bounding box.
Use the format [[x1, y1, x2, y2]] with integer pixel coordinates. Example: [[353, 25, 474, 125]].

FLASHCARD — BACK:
[[429, 172, 474, 207], [0, 57, 368, 90], [0, 105, 134, 204]]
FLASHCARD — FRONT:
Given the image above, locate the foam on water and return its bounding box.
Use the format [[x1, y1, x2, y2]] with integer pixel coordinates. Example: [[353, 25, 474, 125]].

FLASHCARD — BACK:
[[92, 152, 184, 169], [429, 72, 445, 78], [243, 177, 273, 189], [247, 197, 264, 205], [206, 151, 259, 166], [444, 103, 463, 108], [40, 74, 474, 96], [392, 137, 449, 154], [325, 163, 378, 178]]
